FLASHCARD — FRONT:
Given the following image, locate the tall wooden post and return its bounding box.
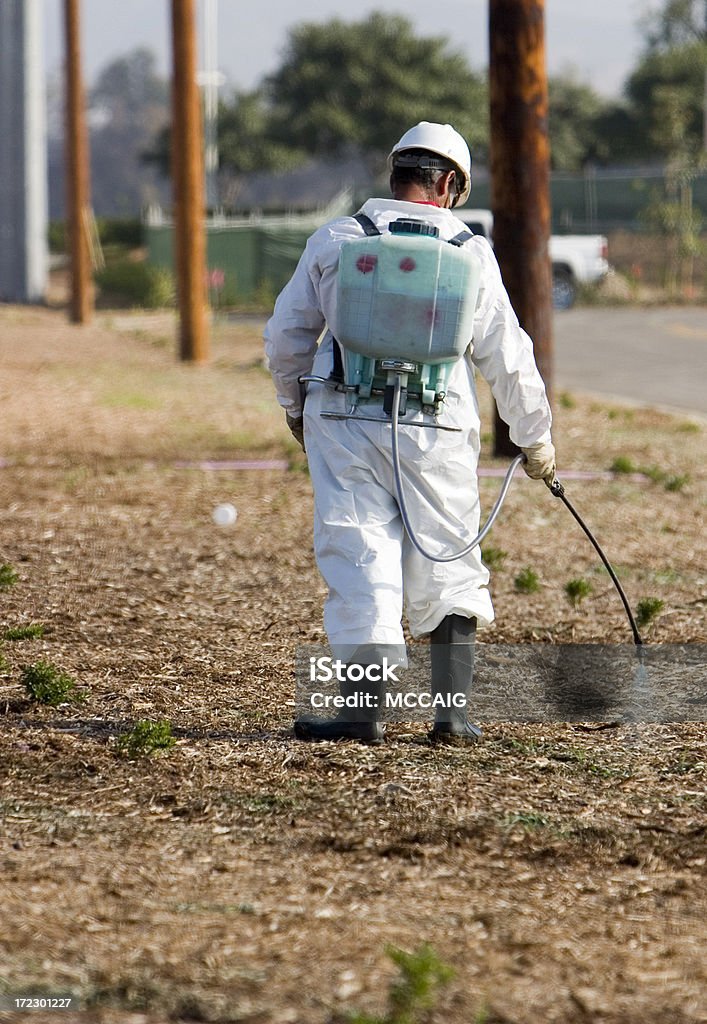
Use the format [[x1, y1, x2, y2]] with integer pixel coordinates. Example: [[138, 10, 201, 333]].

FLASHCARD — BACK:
[[489, 0, 553, 455], [171, 0, 209, 362], [64, 0, 92, 323]]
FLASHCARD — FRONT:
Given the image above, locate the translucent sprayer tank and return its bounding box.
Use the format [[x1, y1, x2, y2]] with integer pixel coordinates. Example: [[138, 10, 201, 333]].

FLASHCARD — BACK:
[[336, 219, 481, 364]]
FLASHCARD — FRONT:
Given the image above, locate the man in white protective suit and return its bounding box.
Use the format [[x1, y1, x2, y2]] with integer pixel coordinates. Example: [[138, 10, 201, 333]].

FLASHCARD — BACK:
[[264, 121, 555, 745]]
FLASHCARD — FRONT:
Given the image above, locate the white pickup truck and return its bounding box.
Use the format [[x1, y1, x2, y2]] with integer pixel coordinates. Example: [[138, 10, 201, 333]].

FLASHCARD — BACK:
[[458, 209, 609, 310]]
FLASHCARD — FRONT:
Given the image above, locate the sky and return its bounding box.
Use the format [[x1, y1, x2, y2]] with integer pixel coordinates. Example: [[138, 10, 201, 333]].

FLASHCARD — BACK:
[[42, 0, 656, 99]]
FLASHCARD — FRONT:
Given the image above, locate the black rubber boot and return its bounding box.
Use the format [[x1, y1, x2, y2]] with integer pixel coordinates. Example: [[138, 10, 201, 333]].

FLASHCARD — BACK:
[[294, 669, 385, 744], [429, 614, 482, 745]]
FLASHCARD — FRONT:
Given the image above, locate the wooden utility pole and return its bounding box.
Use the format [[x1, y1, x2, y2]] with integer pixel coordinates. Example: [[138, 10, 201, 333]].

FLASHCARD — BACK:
[[171, 0, 209, 362], [489, 0, 553, 455], [64, 0, 92, 323]]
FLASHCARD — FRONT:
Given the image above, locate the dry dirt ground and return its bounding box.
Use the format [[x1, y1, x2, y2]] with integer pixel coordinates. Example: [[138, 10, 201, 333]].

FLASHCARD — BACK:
[[0, 305, 705, 1024]]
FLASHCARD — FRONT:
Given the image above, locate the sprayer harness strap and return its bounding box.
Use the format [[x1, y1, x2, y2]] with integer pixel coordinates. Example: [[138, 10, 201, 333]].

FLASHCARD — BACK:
[[331, 215, 474, 378], [352, 212, 381, 236], [352, 213, 473, 246]]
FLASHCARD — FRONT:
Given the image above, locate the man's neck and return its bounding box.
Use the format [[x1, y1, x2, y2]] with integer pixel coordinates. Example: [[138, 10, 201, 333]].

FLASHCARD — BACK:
[[392, 188, 439, 207]]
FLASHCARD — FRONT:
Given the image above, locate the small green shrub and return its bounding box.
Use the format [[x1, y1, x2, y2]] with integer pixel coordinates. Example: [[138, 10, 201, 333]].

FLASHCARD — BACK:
[[115, 720, 176, 758], [4, 624, 45, 641], [48, 221, 66, 253], [636, 598, 664, 629], [95, 260, 175, 308], [0, 563, 19, 588], [610, 456, 636, 474], [564, 578, 592, 608], [49, 217, 142, 253], [514, 567, 540, 594], [22, 661, 84, 706], [615, 462, 690, 492], [641, 464, 666, 483], [252, 280, 277, 312], [503, 811, 550, 830], [663, 473, 690, 493], [559, 391, 576, 409], [95, 217, 143, 248], [481, 545, 507, 570], [642, 466, 690, 492], [349, 943, 454, 1024]]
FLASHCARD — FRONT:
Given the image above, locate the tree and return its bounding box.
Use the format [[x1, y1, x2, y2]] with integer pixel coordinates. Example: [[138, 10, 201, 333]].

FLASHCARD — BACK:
[[626, 42, 707, 157], [547, 75, 606, 170], [636, 0, 707, 154], [640, 84, 704, 293], [263, 13, 488, 170], [586, 102, 648, 164], [218, 90, 304, 174], [634, 3, 706, 293], [143, 87, 303, 206], [48, 48, 171, 218], [216, 89, 307, 204], [642, 0, 707, 48], [88, 49, 170, 215], [91, 47, 167, 117]]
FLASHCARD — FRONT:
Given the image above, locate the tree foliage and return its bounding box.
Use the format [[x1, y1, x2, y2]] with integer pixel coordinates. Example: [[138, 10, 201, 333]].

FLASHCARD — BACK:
[[627, 0, 707, 157], [263, 13, 488, 168], [642, 0, 707, 49], [88, 49, 170, 214], [75, 3, 707, 217], [548, 75, 606, 170], [634, 2, 706, 294], [217, 90, 305, 175], [625, 42, 707, 157], [91, 47, 168, 117]]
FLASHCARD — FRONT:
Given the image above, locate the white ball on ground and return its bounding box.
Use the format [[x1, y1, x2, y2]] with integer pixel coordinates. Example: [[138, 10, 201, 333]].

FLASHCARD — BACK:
[[212, 502, 238, 527]]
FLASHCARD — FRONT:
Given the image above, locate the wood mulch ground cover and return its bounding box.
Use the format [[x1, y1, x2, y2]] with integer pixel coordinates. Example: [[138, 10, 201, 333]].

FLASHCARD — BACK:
[[1, 306, 704, 1024]]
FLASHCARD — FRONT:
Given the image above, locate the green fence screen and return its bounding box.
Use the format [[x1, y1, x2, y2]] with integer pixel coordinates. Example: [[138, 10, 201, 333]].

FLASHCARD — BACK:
[[147, 168, 707, 305]]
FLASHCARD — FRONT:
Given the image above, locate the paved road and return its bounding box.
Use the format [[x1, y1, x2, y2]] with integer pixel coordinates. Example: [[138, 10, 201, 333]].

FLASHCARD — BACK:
[[553, 306, 707, 417]]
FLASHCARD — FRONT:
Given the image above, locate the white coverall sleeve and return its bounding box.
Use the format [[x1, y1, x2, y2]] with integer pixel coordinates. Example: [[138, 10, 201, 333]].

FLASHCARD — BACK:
[[263, 238, 326, 416], [469, 238, 552, 448]]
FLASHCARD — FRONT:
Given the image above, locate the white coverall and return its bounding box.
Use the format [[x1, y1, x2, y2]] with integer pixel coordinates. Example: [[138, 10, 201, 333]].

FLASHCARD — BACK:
[[264, 198, 552, 660]]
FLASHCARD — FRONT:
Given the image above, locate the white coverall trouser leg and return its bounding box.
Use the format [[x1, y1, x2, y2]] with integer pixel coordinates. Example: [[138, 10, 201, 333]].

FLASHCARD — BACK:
[[303, 352, 494, 662]]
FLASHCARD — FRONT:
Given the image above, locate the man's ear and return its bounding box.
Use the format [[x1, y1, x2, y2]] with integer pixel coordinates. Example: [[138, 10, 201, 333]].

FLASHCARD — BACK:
[[435, 170, 456, 207], [440, 171, 456, 206]]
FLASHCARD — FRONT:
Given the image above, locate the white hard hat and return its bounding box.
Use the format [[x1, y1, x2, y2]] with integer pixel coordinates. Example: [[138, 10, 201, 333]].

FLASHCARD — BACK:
[[388, 121, 472, 207]]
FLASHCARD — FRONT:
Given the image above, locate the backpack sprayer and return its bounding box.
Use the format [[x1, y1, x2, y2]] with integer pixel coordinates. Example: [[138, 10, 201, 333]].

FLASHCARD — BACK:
[[300, 215, 644, 647]]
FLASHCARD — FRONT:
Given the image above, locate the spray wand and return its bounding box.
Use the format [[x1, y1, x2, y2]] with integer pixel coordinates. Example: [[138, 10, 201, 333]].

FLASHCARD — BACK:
[[547, 478, 644, 646]]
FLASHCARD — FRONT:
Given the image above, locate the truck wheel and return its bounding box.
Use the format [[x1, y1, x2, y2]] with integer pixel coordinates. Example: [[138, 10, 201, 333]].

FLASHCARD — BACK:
[[552, 269, 576, 310]]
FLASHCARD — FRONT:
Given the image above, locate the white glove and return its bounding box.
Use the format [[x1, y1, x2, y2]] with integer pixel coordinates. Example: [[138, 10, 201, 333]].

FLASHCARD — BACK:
[[521, 441, 556, 485], [285, 412, 305, 452]]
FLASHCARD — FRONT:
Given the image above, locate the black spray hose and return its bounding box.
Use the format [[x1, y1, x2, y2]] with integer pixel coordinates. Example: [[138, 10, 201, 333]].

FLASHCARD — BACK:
[[390, 376, 645, 646], [548, 478, 644, 647]]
